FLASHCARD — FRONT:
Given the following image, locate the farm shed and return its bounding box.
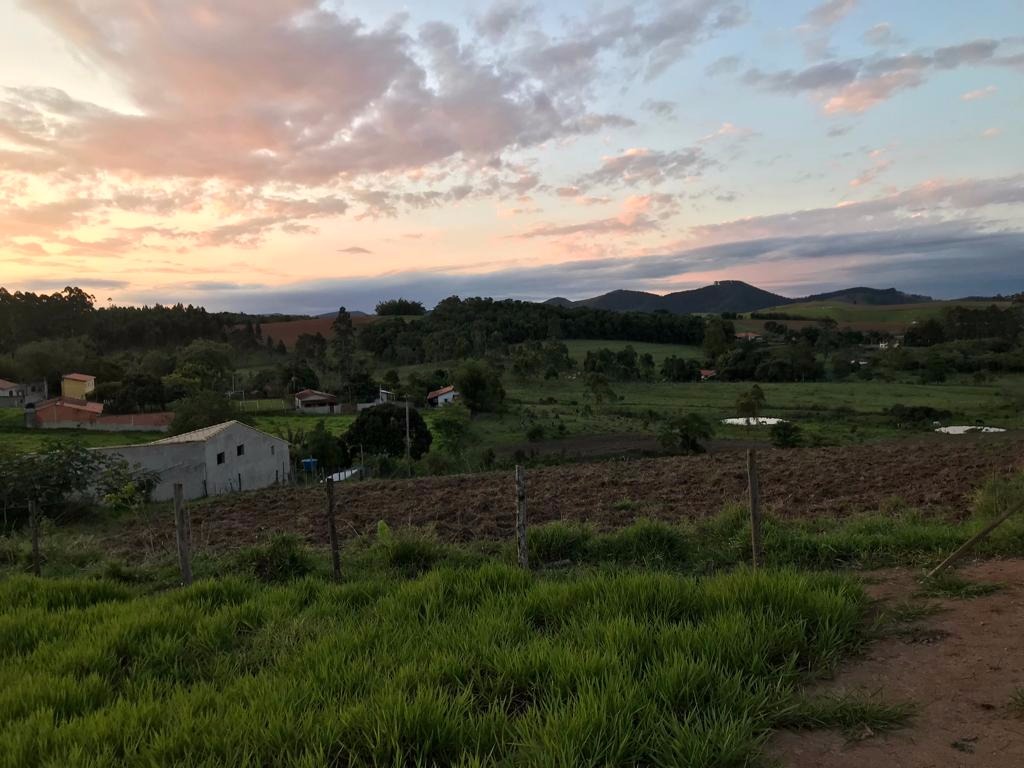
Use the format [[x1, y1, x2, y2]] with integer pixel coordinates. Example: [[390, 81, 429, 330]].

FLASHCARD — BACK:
[[28, 397, 173, 432], [61, 372, 96, 400], [294, 388, 338, 414], [95, 421, 291, 502], [427, 385, 459, 407]]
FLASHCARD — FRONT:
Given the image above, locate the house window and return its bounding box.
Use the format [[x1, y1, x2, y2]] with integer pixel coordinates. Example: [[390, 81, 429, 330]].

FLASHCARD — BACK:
[[216, 452, 225, 465], [270, 445, 275, 455], [236, 444, 245, 457]]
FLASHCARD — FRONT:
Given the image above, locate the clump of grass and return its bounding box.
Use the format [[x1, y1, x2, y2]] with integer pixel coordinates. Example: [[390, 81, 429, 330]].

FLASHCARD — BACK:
[[0, 566, 869, 767], [918, 573, 1003, 599], [236, 534, 317, 583], [779, 693, 914, 738], [1009, 688, 1024, 717]]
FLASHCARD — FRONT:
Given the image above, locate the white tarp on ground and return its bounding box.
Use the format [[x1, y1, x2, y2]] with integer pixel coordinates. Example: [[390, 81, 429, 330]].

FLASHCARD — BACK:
[[721, 417, 788, 426], [935, 426, 1006, 434], [324, 468, 362, 482]]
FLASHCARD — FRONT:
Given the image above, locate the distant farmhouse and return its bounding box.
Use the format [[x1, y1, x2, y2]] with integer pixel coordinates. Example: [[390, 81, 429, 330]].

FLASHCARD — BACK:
[[95, 421, 290, 502], [0, 378, 48, 409], [293, 388, 339, 414], [30, 397, 173, 431], [427, 385, 459, 407], [61, 372, 96, 400]]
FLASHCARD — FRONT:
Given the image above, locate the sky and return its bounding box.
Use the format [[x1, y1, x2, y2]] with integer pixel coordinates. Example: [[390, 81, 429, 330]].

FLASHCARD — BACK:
[[1, 0, 1022, 314]]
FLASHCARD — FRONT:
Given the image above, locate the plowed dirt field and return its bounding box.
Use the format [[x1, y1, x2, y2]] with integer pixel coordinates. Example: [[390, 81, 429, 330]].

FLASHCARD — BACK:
[[116, 433, 1024, 555]]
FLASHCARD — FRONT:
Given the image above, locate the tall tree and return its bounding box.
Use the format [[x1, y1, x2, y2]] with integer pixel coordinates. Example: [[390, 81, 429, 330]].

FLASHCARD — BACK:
[[330, 307, 356, 379]]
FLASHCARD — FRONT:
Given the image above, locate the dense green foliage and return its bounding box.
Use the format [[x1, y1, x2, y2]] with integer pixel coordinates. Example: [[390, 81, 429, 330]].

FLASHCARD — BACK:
[[454, 360, 506, 414], [358, 296, 709, 365], [344, 403, 432, 460], [375, 298, 426, 316], [170, 391, 247, 435], [0, 566, 864, 767], [658, 413, 715, 454]]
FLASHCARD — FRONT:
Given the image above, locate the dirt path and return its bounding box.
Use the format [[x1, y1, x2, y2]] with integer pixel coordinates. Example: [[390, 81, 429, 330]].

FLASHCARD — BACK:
[[771, 559, 1024, 767]]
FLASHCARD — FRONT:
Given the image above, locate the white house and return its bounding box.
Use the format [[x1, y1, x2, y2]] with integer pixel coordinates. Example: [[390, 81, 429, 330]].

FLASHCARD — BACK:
[[94, 421, 290, 502], [293, 388, 338, 414], [0, 379, 47, 409], [426, 385, 459, 407]]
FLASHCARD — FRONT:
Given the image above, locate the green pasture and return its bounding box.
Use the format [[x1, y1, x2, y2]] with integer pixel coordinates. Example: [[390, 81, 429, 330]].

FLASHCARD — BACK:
[[754, 300, 1012, 327]]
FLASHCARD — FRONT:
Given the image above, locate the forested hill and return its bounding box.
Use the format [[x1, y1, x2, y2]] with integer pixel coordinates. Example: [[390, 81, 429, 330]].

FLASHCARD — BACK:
[[800, 287, 933, 305], [0, 288, 712, 370], [546, 281, 788, 314], [545, 281, 939, 314], [0, 287, 305, 353]]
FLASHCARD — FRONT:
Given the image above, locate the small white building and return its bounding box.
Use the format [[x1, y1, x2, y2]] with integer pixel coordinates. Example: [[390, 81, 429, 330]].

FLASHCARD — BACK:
[[95, 420, 290, 502], [294, 388, 338, 414], [0, 379, 47, 408], [426, 385, 459, 407]]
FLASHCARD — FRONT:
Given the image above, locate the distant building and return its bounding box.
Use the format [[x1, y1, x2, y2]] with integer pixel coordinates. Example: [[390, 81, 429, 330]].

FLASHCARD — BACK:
[[426, 385, 459, 407], [293, 388, 339, 414], [95, 420, 290, 501], [736, 332, 763, 342], [29, 397, 173, 432], [0, 378, 20, 407], [356, 388, 401, 411], [61, 373, 96, 400], [0, 379, 47, 408], [699, 369, 718, 381]]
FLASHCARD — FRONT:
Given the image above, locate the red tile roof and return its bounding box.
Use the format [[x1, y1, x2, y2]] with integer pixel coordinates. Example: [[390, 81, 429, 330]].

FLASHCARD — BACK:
[[0, 378, 18, 389], [63, 373, 95, 382], [35, 397, 104, 414], [427, 385, 455, 401]]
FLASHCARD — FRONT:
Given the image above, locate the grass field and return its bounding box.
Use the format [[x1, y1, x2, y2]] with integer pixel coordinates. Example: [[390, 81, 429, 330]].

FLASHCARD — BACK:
[[0, 563, 866, 767], [490, 374, 1022, 448], [561, 339, 703, 366], [736, 300, 1013, 334]]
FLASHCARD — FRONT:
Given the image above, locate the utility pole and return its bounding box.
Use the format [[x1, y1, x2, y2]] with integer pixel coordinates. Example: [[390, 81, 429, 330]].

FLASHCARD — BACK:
[[405, 400, 412, 476]]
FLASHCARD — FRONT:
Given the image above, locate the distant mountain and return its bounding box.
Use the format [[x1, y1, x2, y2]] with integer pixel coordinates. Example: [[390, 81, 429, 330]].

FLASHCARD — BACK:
[[551, 281, 790, 315], [545, 281, 936, 315], [800, 287, 932, 305], [314, 309, 370, 319]]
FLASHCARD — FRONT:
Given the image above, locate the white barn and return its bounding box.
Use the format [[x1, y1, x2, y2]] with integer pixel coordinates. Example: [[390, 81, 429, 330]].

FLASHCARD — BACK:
[[95, 421, 290, 502]]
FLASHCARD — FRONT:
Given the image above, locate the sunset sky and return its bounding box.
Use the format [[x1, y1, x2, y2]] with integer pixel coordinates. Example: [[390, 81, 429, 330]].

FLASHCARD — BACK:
[[1, 0, 1022, 313]]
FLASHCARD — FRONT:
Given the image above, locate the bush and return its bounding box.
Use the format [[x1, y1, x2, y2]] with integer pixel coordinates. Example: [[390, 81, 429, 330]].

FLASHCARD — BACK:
[[658, 413, 714, 454], [238, 535, 316, 583], [344, 403, 432, 460], [526, 423, 546, 442], [770, 421, 803, 449]]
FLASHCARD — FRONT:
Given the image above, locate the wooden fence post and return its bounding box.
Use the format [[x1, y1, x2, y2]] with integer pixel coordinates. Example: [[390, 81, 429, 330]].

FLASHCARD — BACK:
[[747, 449, 763, 569], [326, 479, 341, 581], [29, 499, 40, 577], [515, 465, 529, 569], [173, 483, 193, 586]]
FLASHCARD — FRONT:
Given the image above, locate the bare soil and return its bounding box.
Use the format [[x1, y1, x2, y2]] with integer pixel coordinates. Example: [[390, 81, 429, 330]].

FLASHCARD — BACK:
[[771, 559, 1024, 767], [114, 432, 1023, 556]]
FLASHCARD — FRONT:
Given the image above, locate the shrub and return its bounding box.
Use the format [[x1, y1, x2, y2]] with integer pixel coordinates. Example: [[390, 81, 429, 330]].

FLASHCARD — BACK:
[[526, 423, 546, 442], [770, 421, 803, 449], [238, 535, 316, 583], [659, 413, 715, 454]]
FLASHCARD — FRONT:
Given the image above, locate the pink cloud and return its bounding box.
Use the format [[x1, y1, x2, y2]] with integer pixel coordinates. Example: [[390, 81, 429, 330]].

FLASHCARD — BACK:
[[961, 85, 997, 101]]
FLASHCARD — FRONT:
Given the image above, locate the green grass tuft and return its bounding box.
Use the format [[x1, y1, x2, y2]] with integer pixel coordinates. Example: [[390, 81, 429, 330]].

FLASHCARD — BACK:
[[918, 573, 1003, 599]]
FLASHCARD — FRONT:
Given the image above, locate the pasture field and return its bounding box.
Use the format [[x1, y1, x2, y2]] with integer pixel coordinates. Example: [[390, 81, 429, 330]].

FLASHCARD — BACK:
[[738, 300, 1013, 334], [489, 374, 1023, 449], [560, 339, 703, 366]]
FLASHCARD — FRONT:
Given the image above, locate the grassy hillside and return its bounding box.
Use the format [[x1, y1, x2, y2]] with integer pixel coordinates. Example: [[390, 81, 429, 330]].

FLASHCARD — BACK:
[[749, 300, 1012, 331]]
